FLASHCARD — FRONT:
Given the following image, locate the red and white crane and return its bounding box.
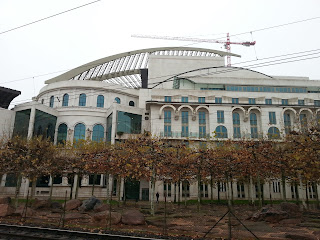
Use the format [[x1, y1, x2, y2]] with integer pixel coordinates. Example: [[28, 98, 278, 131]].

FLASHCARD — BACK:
[[131, 33, 256, 67]]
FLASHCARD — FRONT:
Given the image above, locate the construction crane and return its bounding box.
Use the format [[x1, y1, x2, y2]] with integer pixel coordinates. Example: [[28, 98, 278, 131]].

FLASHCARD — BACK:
[[131, 33, 256, 67]]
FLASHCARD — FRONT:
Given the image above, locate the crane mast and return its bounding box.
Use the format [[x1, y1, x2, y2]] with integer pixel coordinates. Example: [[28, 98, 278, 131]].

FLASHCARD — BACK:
[[131, 33, 256, 67]]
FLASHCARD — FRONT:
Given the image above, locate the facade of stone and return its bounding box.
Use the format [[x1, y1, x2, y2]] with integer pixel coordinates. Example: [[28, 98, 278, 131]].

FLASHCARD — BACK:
[[1, 47, 320, 201]]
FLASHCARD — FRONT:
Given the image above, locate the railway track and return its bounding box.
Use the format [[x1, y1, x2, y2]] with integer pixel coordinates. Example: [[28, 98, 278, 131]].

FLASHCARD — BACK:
[[0, 223, 167, 240]]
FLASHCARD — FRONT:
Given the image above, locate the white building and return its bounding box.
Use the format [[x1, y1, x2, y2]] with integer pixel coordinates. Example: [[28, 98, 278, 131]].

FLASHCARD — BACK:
[[2, 47, 320, 201]]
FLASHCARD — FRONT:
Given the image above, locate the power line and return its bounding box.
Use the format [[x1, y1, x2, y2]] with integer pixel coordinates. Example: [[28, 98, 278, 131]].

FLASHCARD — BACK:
[[0, 0, 102, 36]]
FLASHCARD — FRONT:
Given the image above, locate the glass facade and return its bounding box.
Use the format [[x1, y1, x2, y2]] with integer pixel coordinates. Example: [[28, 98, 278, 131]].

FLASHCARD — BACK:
[[62, 94, 69, 107], [269, 112, 276, 124], [226, 85, 306, 93], [92, 124, 104, 142], [215, 126, 228, 138], [314, 100, 320, 106], [117, 111, 141, 134], [57, 123, 68, 144], [79, 94, 86, 106], [13, 109, 31, 138], [250, 113, 258, 138], [74, 123, 86, 141], [33, 110, 57, 141], [217, 110, 224, 123], [97, 95, 104, 108], [233, 112, 241, 138]]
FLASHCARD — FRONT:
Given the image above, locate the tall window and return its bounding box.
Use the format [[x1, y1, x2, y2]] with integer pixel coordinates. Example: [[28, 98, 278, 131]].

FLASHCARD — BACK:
[[250, 113, 258, 138], [74, 123, 86, 141], [164, 96, 172, 102], [269, 112, 276, 124], [249, 98, 256, 104], [57, 123, 68, 145], [232, 98, 239, 104], [265, 99, 272, 105], [115, 97, 121, 104], [298, 99, 305, 106], [215, 97, 222, 104], [281, 99, 288, 105], [97, 95, 104, 108], [92, 124, 104, 142], [181, 97, 188, 103], [199, 111, 206, 138], [314, 100, 320, 106], [215, 126, 228, 138], [198, 97, 205, 103], [300, 113, 307, 129], [164, 110, 172, 137], [49, 96, 54, 108], [217, 110, 224, 123], [284, 113, 291, 134], [233, 112, 241, 138], [62, 94, 69, 107], [268, 127, 280, 139], [79, 93, 86, 106], [181, 111, 189, 137]]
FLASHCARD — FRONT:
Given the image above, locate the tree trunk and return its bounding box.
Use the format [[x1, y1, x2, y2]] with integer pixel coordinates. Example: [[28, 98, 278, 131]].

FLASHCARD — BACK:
[[210, 174, 213, 203], [294, 182, 300, 204], [281, 171, 287, 201], [269, 181, 273, 206], [105, 174, 110, 204], [217, 181, 220, 203], [123, 177, 126, 205], [91, 174, 97, 196], [257, 176, 262, 208], [174, 182, 176, 203], [298, 174, 307, 209], [184, 181, 187, 207], [117, 176, 121, 207], [30, 177, 37, 200], [226, 175, 231, 207], [230, 177, 234, 206], [178, 180, 181, 206], [313, 182, 320, 209], [197, 173, 201, 212], [250, 176, 254, 205], [14, 175, 22, 208], [150, 168, 156, 216]]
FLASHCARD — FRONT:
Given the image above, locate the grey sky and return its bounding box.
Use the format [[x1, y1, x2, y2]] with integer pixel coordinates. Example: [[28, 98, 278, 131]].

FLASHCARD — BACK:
[[1, 0, 320, 108]]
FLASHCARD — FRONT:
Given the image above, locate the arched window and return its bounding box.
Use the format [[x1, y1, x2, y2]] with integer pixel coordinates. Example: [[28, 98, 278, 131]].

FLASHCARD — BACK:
[[284, 113, 291, 134], [268, 127, 280, 139], [97, 95, 104, 108], [74, 123, 86, 141], [115, 97, 120, 104], [57, 123, 68, 145], [129, 101, 135, 107], [250, 113, 258, 138], [49, 96, 54, 108], [215, 125, 228, 138], [232, 112, 241, 138], [79, 93, 86, 106], [92, 124, 104, 142], [62, 94, 69, 107]]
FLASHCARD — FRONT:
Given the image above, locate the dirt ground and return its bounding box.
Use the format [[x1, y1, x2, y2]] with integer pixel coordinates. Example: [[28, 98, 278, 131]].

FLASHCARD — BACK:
[[1, 201, 320, 240]]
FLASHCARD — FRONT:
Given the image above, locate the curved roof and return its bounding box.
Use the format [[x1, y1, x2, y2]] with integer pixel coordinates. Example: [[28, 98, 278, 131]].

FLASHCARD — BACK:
[[0, 86, 21, 109], [45, 47, 240, 88]]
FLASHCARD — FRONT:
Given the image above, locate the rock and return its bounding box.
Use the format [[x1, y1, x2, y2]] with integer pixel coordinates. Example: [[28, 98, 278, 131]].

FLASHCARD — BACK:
[[51, 201, 62, 209], [0, 197, 11, 204], [121, 210, 145, 225], [285, 233, 317, 240], [32, 198, 51, 210], [280, 202, 301, 217], [92, 210, 121, 225], [79, 196, 101, 212], [0, 204, 15, 217], [94, 203, 109, 212], [251, 207, 288, 223], [65, 199, 82, 211], [13, 206, 34, 217], [65, 212, 90, 222]]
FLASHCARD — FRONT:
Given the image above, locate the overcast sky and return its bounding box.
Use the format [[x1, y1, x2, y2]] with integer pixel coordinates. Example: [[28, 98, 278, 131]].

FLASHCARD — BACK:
[[1, 0, 320, 108]]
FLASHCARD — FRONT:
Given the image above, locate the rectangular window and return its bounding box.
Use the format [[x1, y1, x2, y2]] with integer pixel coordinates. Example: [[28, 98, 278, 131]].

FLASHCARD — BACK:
[[232, 98, 239, 104], [237, 183, 245, 198], [181, 111, 189, 137], [181, 97, 188, 103], [265, 99, 272, 105], [164, 96, 172, 102], [249, 98, 256, 104], [215, 97, 222, 104], [117, 111, 142, 134], [217, 110, 224, 123], [199, 111, 206, 138], [314, 100, 320, 106], [284, 113, 291, 134], [298, 99, 304, 106], [164, 110, 172, 137], [273, 181, 281, 193], [281, 99, 288, 105], [269, 112, 276, 124], [198, 97, 205, 103]]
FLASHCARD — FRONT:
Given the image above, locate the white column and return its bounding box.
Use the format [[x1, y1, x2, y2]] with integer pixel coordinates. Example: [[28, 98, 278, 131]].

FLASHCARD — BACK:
[[72, 174, 78, 199], [111, 108, 117, 144], [23, 178, 30, 198], [27, 106, 36, 139], [0, 174, 6, 187]]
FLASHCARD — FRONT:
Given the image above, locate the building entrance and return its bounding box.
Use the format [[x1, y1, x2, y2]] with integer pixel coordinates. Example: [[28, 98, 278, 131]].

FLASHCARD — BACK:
[[125, 179, 140, 201]]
